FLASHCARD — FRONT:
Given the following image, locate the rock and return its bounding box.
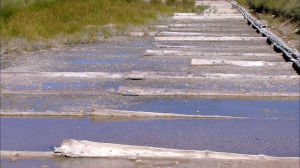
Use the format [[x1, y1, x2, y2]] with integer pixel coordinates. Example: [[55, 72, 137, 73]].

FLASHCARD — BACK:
[[135, 160, 143, 164], [127, 156, 137, 160]]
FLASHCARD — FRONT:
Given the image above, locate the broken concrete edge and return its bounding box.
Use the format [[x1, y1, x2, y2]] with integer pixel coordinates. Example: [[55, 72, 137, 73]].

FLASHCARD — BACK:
[[0, 112, 85, 118], [87, 109, 246, 119], [53, 139, 300, 161], [228, 0, 300, 74]]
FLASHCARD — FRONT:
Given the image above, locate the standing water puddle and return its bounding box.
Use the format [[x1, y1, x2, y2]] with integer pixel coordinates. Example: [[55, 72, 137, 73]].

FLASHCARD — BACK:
[[1, 95, 299, 119], [1, 117, 299, 157]]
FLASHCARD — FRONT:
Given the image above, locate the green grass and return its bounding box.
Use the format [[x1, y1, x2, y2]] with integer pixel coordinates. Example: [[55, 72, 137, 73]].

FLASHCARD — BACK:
[[236, 0, 300, 20], [0, 0, 203, 42]]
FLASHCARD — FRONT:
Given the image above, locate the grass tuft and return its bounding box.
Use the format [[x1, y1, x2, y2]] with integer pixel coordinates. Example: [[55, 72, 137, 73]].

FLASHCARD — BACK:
[[1, 0, 204, 42], [236, 0, 300, 20], [0, 0, 207, 54]]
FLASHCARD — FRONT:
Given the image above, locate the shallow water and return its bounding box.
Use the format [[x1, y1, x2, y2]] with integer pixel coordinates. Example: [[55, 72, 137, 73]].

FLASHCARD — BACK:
[[1, 95, 299, 119], [1, 117, 299, 157], [1, 159, 57, 168]]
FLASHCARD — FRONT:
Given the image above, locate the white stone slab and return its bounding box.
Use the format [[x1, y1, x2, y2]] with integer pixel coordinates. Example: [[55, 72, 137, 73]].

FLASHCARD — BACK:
[[158, 31, 207, 36], [191, 59, 292, 67], [155, 36, 267, 41], [171, 15, 244, 20], [0, 112, 85, 117], [126, 71, 299, 80], [54, 139, 300, 160], [88, 109, 239, 119], [0, 72, 124, 79], [144, 50, 278, 57], [168, 28, 251, 32], [168, 23, 247, 28], [174, 13, 198, 16], [118, 86, 299, 98]]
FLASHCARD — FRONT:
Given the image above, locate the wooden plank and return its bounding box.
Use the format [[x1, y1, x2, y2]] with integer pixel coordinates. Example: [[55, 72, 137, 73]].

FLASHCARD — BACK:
[[155, 36, 267, 42], [0, 72, 123, 79], [196, 1, 231, 4], [151, 25, 169, 30], [202, 14, 242, 16], [0, 112, 85, 117], [126, 71, 299, 80], [159, 31, 208, 36], [171, 15, 244, 20], [150, 47, 273, 53], [169, 28, 254, 32], [174, 12, 239, 16], [2, 149, 298, 167], [174, 13, 198, 16], [1, 88, 115, 95], [144, 50, 278, 57], [158, 32, 257, 37], [155, 44, 269, 50], [88, 109, 245, 119], [191, 59, 292, 67], [54, 139, 300, 161], [168, 23, 249, 28], [204, 11, 240, 14], [128, 32, 145, 37], [117, 86, 300, 99], [0, 151, 54, 159], [197, 1, 233, 5], [144, 50, 180, 56], [2, 71, 298, 81]]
